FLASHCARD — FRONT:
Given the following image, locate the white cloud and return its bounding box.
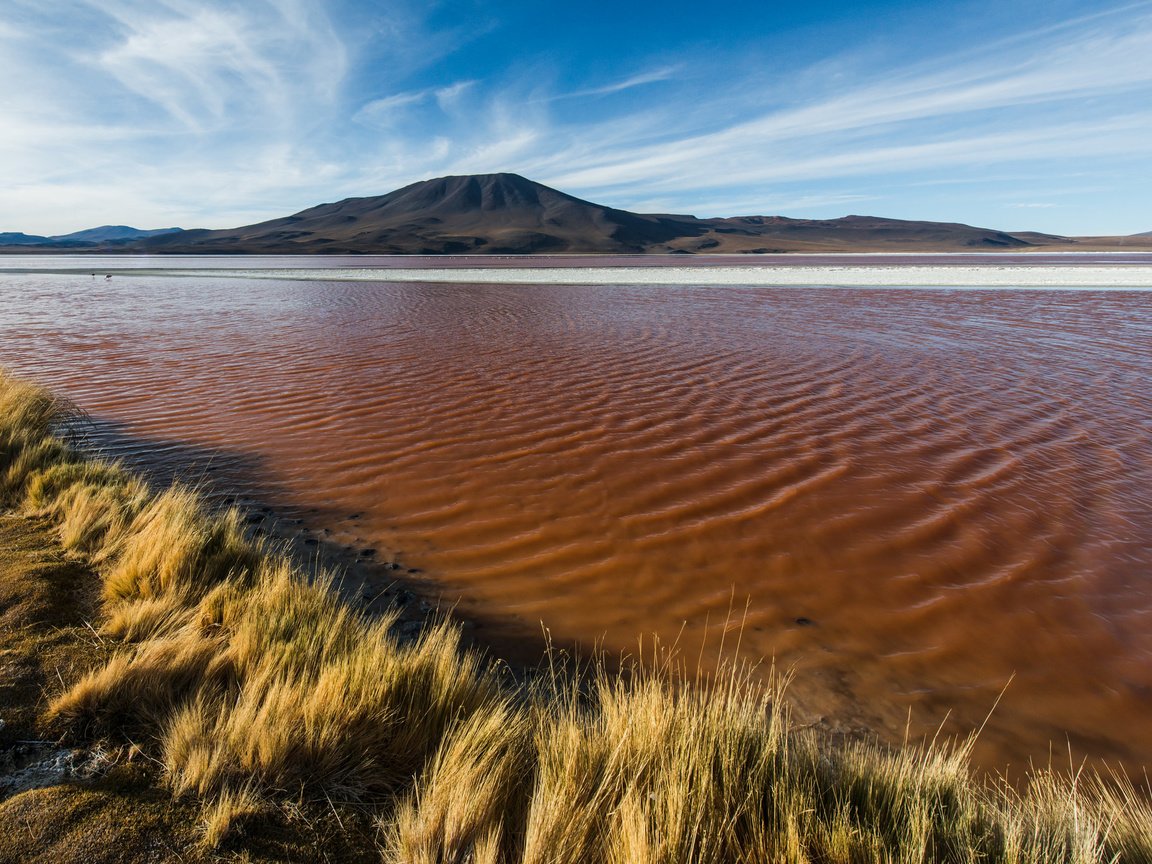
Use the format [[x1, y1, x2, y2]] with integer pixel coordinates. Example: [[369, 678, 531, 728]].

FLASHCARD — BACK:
[[4, 0, 1152, 235], [434, 80, 475, 109], [352, 80, 475, 129], [276, 1, 1152, 232], [546, 114, 1152, 194], [0, 0, 350, 231], [353, 91, 429, 126], [526, 9, 1152, 201], [550, 66, 679, 100], [92, 0, 346, 132]]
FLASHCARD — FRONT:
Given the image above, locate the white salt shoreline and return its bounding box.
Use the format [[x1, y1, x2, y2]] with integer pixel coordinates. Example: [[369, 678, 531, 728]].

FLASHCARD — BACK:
[[146, 264, 1152, 288]]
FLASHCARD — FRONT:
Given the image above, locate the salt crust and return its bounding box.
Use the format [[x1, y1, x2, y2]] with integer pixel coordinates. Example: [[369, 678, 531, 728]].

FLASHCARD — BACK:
[[153, 264, 1152, 288]]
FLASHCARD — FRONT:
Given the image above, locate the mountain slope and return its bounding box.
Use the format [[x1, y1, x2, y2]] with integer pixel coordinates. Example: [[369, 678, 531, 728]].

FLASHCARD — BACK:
[[6, 173, 1099, 254], [145, 173, 708, 254], [676, 214, 1036, 253], [141, 173, 1050, 254]]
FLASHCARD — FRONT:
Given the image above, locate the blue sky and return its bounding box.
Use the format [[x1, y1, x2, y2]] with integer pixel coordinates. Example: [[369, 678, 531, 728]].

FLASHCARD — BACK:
[[4, 0, 1152, 235]]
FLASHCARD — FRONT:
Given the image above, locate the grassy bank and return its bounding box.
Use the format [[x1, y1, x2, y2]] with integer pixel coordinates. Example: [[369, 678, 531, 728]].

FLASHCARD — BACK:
[[2, 368, 1151, 863]]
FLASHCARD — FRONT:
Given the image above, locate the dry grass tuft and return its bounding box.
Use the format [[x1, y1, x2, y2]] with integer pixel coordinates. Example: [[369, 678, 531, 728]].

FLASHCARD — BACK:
[[101, 486, 262, 607], [102, 591, 196, 641], [385, 700, 533, 864], [511, 664, 787, 864], [161, 566, 500, 805], [24, 460, 150, 558], [0, 372, 76, 502], [201, 781, 271, 849], [50, 628, 230, 736], [386, 658, 1152, 864]]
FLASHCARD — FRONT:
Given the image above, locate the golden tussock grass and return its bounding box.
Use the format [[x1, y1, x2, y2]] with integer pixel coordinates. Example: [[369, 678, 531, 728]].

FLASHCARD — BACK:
[[3, 368, 1151, 862]]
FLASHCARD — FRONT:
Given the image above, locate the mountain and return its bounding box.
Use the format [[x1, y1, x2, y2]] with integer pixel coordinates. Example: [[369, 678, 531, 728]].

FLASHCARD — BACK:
[[5, 174, 1103, 254], [0, 232, 54, 246], [143, 173, 708, 254], [53, 225, 183, 243], [689, 214, 1035, 253], [140, 173, 1046, 254], [0, 226, 183, 249], [0, 231, 97, 248]]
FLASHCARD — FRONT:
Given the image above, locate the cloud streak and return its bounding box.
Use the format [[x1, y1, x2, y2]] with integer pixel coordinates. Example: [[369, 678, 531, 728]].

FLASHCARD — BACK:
[[529, 7, 1152, 198], [3, 0, 1152, 235], [330, 1, 1152, 231], [1, 0, 350, 230], [549, 66, 679, 100]]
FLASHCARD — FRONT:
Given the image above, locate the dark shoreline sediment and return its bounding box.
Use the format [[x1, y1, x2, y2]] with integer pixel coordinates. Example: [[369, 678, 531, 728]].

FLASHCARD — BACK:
[[2, 368, 1151, 863]]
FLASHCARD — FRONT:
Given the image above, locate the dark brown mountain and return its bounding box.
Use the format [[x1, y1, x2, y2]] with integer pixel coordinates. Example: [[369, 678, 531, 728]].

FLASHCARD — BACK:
[[143, 173, 709, 254], [138, 173, 1056, 254]]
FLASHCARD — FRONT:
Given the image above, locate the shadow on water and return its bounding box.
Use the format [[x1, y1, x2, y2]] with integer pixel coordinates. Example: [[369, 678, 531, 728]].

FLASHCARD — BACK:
[[63, 413, 555, 670]]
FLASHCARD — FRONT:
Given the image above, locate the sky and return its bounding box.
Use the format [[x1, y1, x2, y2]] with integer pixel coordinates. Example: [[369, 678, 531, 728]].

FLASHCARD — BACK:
[[3, 0, 1152, 236]]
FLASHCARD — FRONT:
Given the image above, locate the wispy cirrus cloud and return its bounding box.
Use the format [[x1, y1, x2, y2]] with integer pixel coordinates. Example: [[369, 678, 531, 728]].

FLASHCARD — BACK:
[[549, 66, 680, 100], [94, 1, 345, 132], [527, 5, 1152, 197], [353, 81, 477, 129], [318, 1, 1152, 230], [1, 0, 351, 230], [4, 0, 1152, 235]]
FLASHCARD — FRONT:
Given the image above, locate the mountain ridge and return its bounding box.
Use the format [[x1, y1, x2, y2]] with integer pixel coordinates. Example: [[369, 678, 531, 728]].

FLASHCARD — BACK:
[[138, 173, 1049, 254], [57, 225, 183, 243], [0, 225, 182, 248], [4, 174, 1150, 253]]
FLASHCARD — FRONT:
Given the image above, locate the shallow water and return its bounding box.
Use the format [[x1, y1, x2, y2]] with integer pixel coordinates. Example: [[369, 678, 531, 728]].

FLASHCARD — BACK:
[[2, 255, 1150, 775]]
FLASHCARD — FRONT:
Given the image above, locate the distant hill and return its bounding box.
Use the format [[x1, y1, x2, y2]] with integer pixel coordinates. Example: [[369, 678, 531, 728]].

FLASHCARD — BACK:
[[693, 213, 1038, 253], [54, 225, 182, 244], [140, 173, 1049, 254], [0, 225, 183, 249], [0, 232, 54, 246]]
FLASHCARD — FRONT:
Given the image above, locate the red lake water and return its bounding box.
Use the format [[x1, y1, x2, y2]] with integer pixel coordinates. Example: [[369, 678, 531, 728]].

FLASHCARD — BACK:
[[2, 254, 1150, 776]]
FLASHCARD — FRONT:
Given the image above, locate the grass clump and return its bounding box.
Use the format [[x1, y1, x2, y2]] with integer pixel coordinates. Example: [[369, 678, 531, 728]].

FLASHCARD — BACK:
[[385, 700, 533, 863], [160, 564, 499, 804], [3, 367, 1152, 862], [388, 660, 1151, 864]]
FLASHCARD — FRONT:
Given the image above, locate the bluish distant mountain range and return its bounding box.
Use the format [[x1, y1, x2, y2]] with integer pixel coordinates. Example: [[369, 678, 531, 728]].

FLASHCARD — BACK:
[[0, 225, 182, 248]]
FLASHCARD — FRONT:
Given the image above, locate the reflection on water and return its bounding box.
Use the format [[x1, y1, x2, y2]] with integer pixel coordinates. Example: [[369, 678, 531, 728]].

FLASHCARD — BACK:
[[1, 261, 1150, 775]]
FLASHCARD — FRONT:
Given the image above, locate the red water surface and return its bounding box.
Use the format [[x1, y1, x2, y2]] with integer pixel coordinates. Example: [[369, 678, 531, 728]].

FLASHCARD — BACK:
[[2, 262, 1150, 775]]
